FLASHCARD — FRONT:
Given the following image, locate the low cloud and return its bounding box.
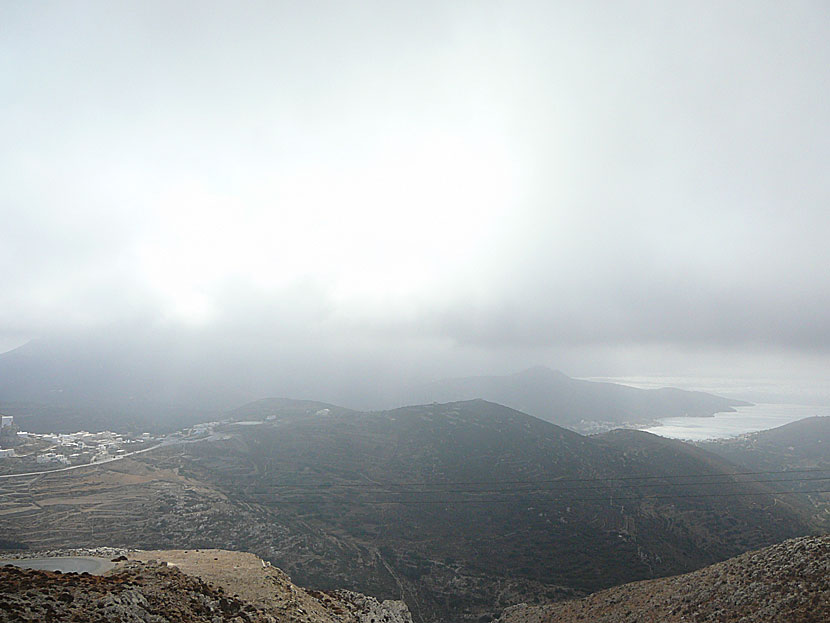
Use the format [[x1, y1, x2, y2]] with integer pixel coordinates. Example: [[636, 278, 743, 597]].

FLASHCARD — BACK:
[[1, 1, 829, 396]]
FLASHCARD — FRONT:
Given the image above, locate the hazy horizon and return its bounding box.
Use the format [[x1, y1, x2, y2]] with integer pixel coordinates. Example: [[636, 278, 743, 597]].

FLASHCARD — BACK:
[[2, 2, 829, 407]]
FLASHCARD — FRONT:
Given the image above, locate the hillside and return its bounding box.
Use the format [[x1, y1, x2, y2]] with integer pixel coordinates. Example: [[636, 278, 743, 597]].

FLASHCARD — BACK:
[[498, 534, 829, 623], [406, 367, 750, 431], [0, 548, 412, 623], [0, 399, 815, 623], [700, 416, 830, 528], [0, 338, 238, 433], [0, 339, 749, 436], [701, 416, 830, 471]]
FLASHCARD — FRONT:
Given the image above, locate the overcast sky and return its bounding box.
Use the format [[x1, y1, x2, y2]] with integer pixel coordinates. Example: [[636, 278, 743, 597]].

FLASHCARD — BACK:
[[2, 2, 829, 401]]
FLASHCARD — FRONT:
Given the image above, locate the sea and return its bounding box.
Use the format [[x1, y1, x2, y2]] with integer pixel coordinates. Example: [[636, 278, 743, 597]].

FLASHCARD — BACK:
[[587, 375, 830, 441], [641, 403, 829, 442]]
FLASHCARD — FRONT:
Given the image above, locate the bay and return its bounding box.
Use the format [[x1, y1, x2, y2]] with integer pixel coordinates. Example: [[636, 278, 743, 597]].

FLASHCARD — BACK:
[[641, 403, 829, 441]]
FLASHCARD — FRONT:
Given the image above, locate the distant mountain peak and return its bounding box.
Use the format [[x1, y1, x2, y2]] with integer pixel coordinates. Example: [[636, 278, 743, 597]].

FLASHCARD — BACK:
[[407, 367, 746, 433]]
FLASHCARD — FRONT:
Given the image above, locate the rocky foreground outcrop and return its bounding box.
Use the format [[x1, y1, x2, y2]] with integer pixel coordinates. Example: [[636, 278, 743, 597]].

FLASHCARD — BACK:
[[499, 535, 829, 623], [0, 548, 412, 623]]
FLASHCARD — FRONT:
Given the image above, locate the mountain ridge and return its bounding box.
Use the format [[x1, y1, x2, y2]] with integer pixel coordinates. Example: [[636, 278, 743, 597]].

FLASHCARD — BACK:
[[405, 366, 751, 431], [2, 398, 812, 622], [0, 336, 750, 435]]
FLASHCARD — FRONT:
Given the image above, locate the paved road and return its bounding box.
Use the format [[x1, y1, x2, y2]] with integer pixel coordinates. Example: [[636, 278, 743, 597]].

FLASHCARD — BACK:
[[0, 556, 115, 574], [0, 442, 164, 480], [0, 432, 232, 481]]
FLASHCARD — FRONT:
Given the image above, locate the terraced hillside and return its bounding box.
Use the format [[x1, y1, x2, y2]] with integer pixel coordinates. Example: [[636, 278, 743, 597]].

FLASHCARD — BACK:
[[0, 400, 818, 623]]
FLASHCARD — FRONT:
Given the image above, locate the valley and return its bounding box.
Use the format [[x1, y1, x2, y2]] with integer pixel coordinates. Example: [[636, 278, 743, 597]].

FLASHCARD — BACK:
[[4, 4, 827, 621], [1, 399, 825, 623]]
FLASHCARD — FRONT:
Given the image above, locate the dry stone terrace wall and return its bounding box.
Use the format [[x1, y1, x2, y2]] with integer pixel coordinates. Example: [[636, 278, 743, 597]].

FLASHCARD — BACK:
[[0, 404, 823, 623]]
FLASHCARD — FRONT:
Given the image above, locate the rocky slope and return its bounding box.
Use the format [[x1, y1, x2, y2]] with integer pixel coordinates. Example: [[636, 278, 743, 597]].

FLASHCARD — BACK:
[[0, 548, 412, 623], [498, 534, 829, 623], [0, 400, 817, 623]]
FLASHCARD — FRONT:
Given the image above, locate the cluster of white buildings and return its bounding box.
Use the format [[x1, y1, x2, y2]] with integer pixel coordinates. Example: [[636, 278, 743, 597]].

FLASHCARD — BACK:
[[188, 422, 216, 434], [35, 452, 69, 465], [12, 429, 157, 466]]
